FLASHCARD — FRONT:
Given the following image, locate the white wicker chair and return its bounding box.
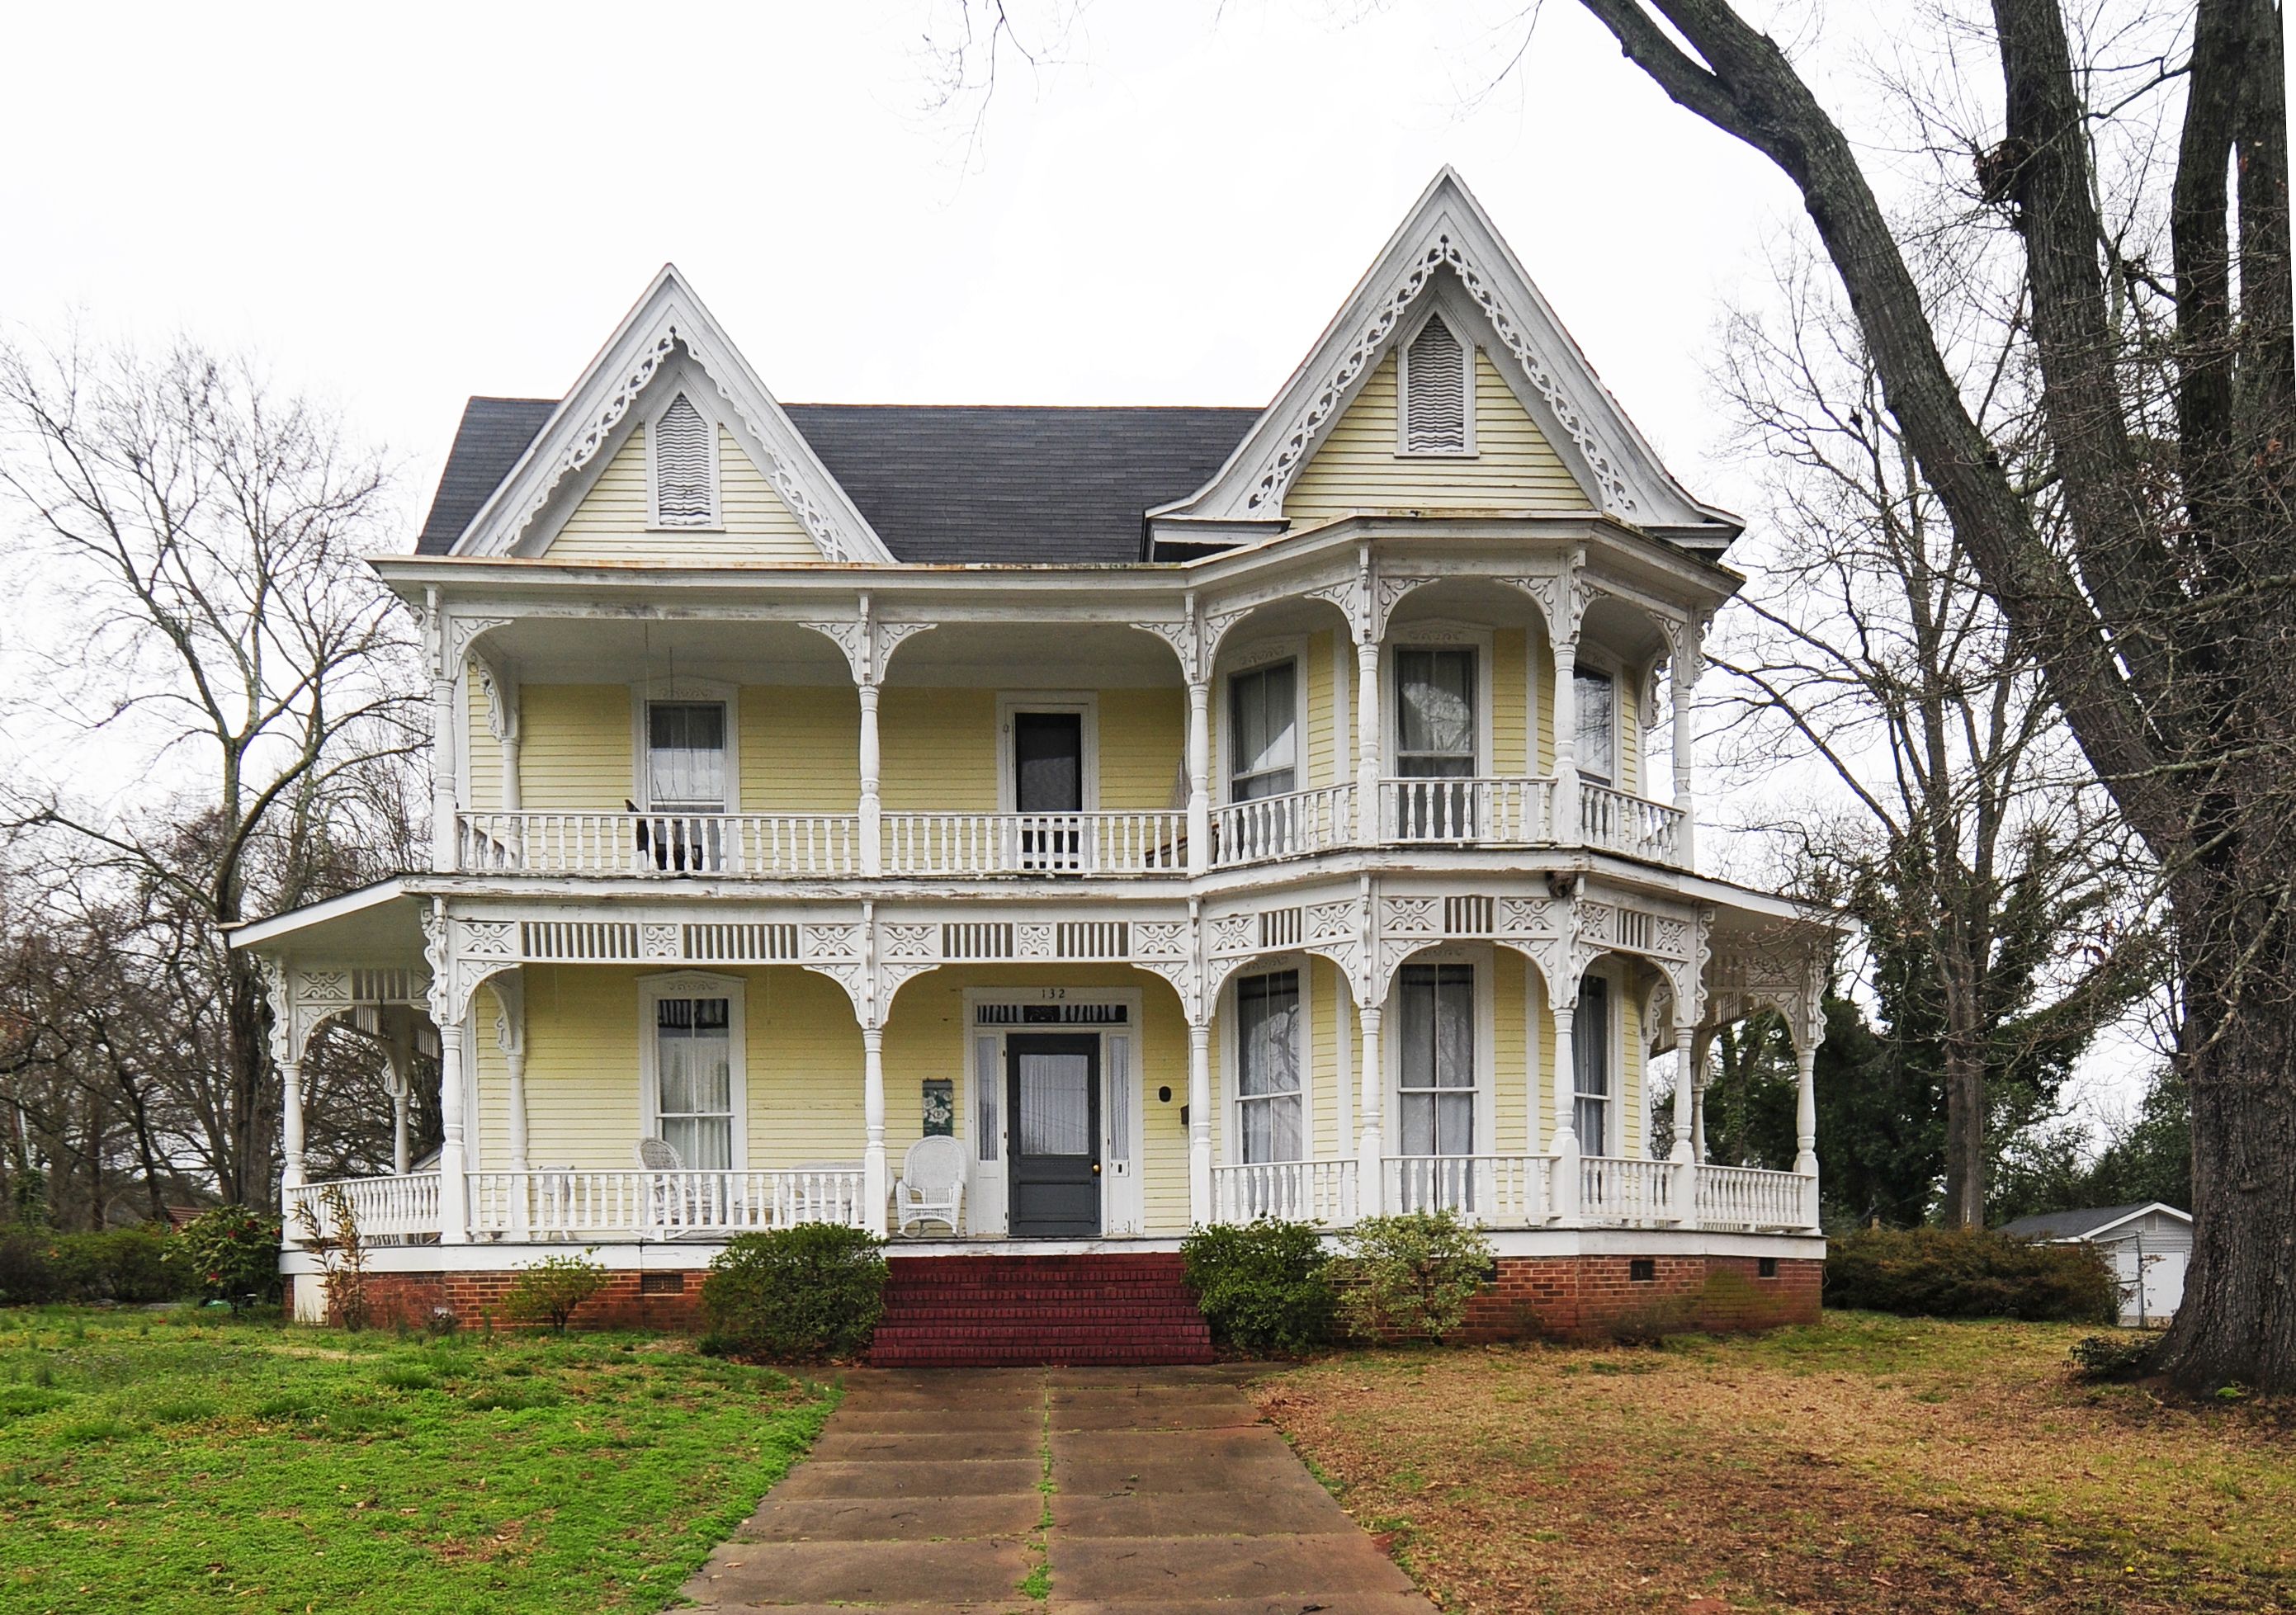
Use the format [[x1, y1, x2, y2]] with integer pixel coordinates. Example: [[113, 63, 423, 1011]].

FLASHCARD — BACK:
[[894, 1136, 966, 1236], [635, 1136, 683, 1231]]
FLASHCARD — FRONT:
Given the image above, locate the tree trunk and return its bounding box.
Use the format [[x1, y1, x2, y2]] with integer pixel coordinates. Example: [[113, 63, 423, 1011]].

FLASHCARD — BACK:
[[1940, 1045, 1988, 1229], [223, 949, 271, 1207]]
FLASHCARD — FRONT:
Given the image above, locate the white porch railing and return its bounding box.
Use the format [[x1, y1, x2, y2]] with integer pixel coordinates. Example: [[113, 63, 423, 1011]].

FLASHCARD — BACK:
[[1577, 783, 1684, 864], [1579, 1155, 1682, 1225], [880, 811, 1185, 876], [286, 1173, 441, 1243], [1694, 1163, 1812, 1230], [1212, 786, 1355, 867], [1383, 1155, 1554, 1224], [468, 1168, 872, 1239], [458, 812, 862, 877], [1380, 777, 1553, 844], [1211, 1159, 1358, 1225]]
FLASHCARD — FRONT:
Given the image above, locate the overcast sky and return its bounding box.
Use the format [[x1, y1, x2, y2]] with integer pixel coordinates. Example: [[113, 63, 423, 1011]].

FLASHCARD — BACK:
[[0, 1, 1807, 532]]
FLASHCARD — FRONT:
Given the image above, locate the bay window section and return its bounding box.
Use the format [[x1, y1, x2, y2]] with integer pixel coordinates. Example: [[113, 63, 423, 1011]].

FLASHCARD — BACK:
[[1397, 963, 1476, 1156], [1396, 648, 1476, 838], [1235, 970, 1302, 1163]]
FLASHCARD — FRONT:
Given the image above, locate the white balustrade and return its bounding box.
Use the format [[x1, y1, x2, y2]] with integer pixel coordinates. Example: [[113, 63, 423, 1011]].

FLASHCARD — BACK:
[[1577, 782, 1685, 865], [1381, 778, 1552, 844], [286, 1173, 442, 1242], [880, 811, 1185, 876], [1210, 1159, 1358, 1225], [1212, 786, 1355, 867], [467, 1168, 872, 1239], [458, 812, 861, 877], [1383, 1155, 1551, 1225], [1694, 1164, 1815, 1230], [1578, 1155, 1684, 1225]]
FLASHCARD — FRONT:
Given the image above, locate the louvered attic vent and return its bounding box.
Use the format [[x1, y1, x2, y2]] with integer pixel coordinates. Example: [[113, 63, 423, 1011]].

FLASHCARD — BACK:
[[1404, 315, 1468, 454], [652, 394, 716, 526]]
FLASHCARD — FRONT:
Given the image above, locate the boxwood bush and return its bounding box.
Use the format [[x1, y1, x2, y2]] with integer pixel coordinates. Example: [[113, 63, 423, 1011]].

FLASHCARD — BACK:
[[699, 1224, 886, 1360], [1825, 1225, 2117, 1323], [1180, 1218, 1335, 1354], [0, 1224, 200, 1306]]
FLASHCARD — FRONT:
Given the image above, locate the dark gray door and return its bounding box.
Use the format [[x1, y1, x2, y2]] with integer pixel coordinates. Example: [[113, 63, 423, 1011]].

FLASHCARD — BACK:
[[1008, 1033, 1100, 1237], [1014, 711, 1084, 869]]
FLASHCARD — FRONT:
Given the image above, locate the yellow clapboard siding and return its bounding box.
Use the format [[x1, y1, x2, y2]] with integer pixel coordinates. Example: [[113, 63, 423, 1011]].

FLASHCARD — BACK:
[[1098, 688, 1185, 811], [1306, 631, 1337, 789], [1535, 632, 1557, 773], [740, 685, 858, 813], [879, 688, 998, 812], [544, 423, 824, 564], [1623, 990, 1643, 1159], [1492, 628, 1528, 777], [518, 685, 631, 810], [1311, 956, 1341, 1159], [1284, 350, 1590, 524], [750, 967, 866, 1166], [465, 678, 501, 809], [1494, 953, 1526, 1157], [521, 966, 644, 1167]]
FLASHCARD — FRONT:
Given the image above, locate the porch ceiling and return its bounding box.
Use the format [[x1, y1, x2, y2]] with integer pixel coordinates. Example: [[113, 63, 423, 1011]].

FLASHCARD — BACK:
[[228, 881, 428, 964]]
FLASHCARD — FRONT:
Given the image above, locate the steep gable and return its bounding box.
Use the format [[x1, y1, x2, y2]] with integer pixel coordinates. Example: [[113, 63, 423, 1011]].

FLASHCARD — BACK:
[[544, 422, 824, 564]]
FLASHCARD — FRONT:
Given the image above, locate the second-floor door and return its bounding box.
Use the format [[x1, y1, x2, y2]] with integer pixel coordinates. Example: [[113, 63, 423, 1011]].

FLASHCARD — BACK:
[[1015, 711, 1084, 868]]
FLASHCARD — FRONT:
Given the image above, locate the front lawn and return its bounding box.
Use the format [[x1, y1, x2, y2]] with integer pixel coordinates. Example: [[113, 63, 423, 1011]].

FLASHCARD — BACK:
[[1253, 1312, 2294, 1614], [0, 1306, 834, 1613]]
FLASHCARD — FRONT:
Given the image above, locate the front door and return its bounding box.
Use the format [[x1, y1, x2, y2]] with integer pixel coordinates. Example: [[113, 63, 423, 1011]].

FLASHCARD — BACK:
[[1007, 1033, 1101, 1237]]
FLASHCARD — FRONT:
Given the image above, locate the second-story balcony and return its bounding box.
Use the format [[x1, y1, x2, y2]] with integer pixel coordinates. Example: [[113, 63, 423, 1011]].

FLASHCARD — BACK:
[[455, 774, 1684, 879]]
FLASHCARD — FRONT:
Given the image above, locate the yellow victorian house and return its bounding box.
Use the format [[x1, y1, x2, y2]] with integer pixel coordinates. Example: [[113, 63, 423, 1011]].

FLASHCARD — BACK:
[[237, 171, 1835, 1360]]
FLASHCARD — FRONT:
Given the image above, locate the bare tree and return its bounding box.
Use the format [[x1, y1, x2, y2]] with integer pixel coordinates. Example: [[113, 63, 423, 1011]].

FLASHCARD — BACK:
[[1709, 247, 2157, 1226], [1570, 0, 2292, 1390], [0, 337, 422, 1209]]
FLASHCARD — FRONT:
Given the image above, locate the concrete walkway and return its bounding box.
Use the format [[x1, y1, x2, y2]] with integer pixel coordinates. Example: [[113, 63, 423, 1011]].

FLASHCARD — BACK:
[[681, 1365, 1434, 1615]]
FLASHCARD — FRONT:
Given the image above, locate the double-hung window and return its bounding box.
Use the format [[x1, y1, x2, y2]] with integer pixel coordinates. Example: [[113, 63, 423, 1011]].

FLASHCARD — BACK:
[[1396, 648, 1476, 837], [649, 702, 726, 811], [1574, 975, 1610, 1156], [1397, 963, 1476, 1157], [654, 996, 733, 1169], [1235, 970, 1302, 1165], [1228, 662, 1297, 802], [1575, 668, 1616, 787]]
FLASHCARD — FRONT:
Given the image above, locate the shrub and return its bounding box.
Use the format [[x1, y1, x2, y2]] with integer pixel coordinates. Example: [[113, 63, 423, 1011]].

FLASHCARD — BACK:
[[81, 1225, 192, 1304], [700, 1224, 886, 1360], [0, 1230, 68, 1305], [1325, 1209, 1495, 1344], [2071, 1333, 2157, 1381], [1824, 1226, 2117, 1324], [1181, 1219, 1335, 1354], [292, 1183, 371, 1330], [503, 1252, 612, 1333], [166, 1207, 282, 1308], [0, 1225, 196, 1306]]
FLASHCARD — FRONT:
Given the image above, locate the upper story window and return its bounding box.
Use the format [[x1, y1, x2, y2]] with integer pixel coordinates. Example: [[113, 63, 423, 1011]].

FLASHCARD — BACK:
[[1401, 314, 1470, 455], [650, 394, 719, 528], [1575, 668, 1617, 786], [1229, 661, 1297, 801], [1396, 649, 1477, 777], [649, 701, 726, 811]]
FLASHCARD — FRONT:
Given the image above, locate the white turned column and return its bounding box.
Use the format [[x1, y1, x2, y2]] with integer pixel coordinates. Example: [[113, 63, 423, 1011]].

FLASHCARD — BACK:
[[1354, 635, 1381, 843], [1670, 1026, 1699, 1229], [506, 1041, 529, 1173], [280, 1060, 306, 1192], [857, 682, 883, 876], [392, 1093, 410, 1177], [1356, 1001, 1384, 1216], [431, 668, 459, 872], [437, 1018, 468, 1244], [1552, 637, 1580, 845], [502, 725, 522, 813], [863, 1024, 889, 1235], [1795, 1041, 1820, 1227], [1186, 678, 1211, 876], [1549, 999, 1580, 1222], [1670, 647, 1696, 868], [1188, 1019, 1213, 1225], [383, 1027, 413, 1176]]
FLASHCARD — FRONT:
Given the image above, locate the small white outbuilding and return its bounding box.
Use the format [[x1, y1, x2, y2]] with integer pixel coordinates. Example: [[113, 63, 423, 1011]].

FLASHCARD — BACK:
[[2001, 1202, 2192, 1327]]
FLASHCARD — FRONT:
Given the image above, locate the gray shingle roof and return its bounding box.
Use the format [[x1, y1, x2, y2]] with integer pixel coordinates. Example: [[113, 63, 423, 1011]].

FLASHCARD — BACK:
[[411, 397, 1260, 563], [1999, 1202, 2185, 1240], [414, 398, 560, 555]]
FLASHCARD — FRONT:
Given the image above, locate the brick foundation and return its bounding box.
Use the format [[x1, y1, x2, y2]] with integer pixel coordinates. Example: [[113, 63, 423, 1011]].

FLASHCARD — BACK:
[[1453, 1254, 1821, 1343], [309, 1268, 707, 1332]]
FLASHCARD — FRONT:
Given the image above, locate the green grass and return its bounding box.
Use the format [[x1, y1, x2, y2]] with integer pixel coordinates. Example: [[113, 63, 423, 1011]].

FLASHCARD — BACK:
[[0, 1305, 837, 1613]]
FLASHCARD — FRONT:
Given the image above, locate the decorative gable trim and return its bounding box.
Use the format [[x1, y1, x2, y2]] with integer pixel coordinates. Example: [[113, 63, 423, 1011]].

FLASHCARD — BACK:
[[451, 266, 894, 564], [1153, 169, 1741, 545]]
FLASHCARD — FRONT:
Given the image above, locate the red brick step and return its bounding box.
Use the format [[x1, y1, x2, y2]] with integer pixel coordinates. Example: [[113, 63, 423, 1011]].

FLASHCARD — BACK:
[[868, 1252, 1214, 1367]]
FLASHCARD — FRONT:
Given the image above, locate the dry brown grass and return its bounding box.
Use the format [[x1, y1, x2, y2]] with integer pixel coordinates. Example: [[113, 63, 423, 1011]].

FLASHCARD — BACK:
[[1250, 1311, 2294, 1614]]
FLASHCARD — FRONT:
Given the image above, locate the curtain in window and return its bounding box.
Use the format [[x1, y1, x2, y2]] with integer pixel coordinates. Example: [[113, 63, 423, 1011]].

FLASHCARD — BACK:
[[656, 997, 732, 1169], [1396, 650, 1476, 776], [1229, 663, 1297, 801], [1574, 976, 1609, 1157], [976, 1036, 999, 1162], [1575, 670, 1616, 786], [649, 702, 726, 809], [1236, 970, 1302, 1163], [1398, 963, 1475, 1155], [1018, 1052, 1092, 1156]]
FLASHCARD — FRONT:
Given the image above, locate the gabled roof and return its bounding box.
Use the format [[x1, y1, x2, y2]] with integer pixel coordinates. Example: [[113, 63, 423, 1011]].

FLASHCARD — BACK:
[[413, 401, 1259, 563], [1151, 168, 1741, 555], [446, 266, 896, 564], [2000, 1202, 2191, 1240]]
